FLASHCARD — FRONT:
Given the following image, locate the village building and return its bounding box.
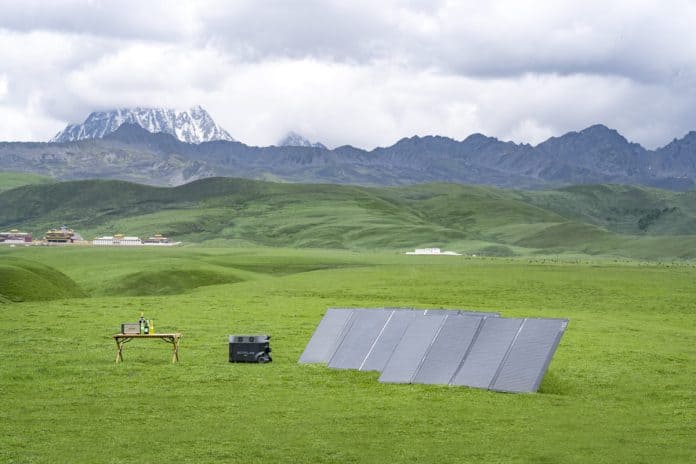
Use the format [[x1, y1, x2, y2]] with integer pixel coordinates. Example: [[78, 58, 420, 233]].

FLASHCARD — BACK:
[[142, 234, 180, 246], [93, 234, 142, 246], [0, 229, 33, 244], [44, 226, 83, 244], [406, 248, 461, 256]]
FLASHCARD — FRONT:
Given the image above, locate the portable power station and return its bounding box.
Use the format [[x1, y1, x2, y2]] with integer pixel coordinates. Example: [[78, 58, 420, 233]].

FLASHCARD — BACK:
[[228, 335, 272, 363]]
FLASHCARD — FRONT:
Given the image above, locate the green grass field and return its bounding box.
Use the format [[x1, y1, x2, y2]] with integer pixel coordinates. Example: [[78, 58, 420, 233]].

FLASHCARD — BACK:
[[1, 246, 694, 463]]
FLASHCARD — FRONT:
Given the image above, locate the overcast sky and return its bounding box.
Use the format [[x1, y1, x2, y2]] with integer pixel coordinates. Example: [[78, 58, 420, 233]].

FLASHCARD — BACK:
[[1, 0, 695, 149]]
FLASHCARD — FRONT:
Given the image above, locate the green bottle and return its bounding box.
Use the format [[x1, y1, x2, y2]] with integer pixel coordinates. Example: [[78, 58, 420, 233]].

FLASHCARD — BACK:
[[144, 319, 150, 335]]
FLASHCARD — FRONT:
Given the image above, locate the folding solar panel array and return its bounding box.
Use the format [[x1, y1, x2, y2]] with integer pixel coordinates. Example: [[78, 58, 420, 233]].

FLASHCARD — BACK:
[[298, 307, 567, 393]]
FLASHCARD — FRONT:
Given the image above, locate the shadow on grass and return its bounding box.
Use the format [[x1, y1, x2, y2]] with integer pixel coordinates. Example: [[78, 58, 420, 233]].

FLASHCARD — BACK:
[[213, 262, 371, 276], [537, 370, 573, 395]]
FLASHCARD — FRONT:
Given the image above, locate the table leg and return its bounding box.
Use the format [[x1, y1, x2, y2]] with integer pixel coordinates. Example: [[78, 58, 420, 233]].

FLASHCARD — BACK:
[[171, 337, 180, 363], [115, 339, 124, 363]]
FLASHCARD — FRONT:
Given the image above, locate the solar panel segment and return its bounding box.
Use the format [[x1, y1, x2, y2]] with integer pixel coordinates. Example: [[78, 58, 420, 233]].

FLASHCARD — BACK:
[[328, 309, 392, 369], [360, 309, 419, 372], [378, 314, 447, 383], [490, 318, 568, 393], [298, 308, 355, 364], [412, 315, 485, 385], [448, 317, 524, 389]]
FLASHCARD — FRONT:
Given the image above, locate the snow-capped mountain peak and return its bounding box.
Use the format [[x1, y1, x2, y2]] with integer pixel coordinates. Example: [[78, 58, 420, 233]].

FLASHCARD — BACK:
[[50, 106, 235, 144], [278, 131, 326, 149]]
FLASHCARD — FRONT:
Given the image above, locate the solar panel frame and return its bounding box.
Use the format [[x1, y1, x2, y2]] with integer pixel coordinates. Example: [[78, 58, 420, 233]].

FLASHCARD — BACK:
[[425, 309, 500, 317]]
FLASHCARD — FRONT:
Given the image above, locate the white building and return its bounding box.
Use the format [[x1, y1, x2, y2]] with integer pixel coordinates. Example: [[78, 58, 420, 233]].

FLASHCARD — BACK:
[[406, 248, 461, 256], [93, 234, 143, 246], [142, 234, 181, 246]]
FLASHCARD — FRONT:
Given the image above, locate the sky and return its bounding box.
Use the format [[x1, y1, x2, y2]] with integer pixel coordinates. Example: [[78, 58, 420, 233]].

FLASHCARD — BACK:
[[1, 0, 695, 149]]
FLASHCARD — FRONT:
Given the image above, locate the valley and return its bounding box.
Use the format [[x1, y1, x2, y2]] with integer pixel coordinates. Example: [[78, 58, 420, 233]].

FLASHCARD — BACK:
[[1, 175, 695, 260]]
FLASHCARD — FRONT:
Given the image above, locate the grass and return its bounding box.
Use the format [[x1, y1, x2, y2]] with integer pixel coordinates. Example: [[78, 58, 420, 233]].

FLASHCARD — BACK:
[[0, 246, 694, 463]]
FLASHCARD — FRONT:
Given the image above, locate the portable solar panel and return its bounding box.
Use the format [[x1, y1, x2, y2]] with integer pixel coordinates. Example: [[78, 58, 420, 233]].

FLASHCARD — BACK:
[[299, 307, 568, 394]]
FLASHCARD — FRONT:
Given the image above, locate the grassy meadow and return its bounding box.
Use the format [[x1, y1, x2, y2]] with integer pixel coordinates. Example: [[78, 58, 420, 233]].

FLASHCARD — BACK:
[[1, 245, 694, 463]]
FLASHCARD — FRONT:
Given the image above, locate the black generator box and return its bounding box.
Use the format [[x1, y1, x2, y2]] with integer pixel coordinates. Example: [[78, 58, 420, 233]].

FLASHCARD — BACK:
[[228, 335, 272, 363]]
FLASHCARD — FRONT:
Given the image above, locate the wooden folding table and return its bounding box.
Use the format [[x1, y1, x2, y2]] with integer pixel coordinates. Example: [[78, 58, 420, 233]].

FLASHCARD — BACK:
[[113, 333, 183, 363]]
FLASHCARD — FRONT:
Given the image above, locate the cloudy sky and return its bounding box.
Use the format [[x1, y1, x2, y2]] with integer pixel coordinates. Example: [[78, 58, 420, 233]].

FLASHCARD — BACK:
[[1, 0, 695, 149]]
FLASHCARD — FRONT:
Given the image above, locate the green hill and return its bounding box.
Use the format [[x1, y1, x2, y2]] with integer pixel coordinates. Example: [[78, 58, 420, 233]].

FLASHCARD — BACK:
[[0, 177, 694, 259], [0, 257, 85, 302], [0, 172, 54, 193], [516, 184, 696, 235]]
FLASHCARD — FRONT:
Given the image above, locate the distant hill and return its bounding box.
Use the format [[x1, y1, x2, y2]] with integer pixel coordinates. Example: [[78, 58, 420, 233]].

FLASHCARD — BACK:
[[0, 177, 694, 260], [0, 172, 54, 193], [2, 122, 696, 190]]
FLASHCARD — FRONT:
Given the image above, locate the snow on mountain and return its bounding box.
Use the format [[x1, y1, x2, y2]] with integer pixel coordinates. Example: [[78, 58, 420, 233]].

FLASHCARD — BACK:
[[50, 106, 235, 144], [278, 131, 326, 149]]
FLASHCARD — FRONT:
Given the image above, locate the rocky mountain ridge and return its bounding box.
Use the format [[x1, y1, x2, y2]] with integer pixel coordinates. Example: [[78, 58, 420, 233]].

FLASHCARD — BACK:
[[2, 122, 695, 190], [278, 131, 327, 149]]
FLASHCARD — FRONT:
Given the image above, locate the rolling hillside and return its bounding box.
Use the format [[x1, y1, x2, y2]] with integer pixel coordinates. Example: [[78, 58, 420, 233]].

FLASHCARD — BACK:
[[0, 177, 694, 259], [0, 172, 54, 192], [0, 257, 85, 303]]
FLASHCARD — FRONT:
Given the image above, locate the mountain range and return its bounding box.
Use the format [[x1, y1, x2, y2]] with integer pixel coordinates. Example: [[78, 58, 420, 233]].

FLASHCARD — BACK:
[[1, 107, 695, 190]]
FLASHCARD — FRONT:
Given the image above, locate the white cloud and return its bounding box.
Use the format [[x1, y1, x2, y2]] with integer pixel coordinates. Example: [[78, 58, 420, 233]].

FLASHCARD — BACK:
[[0, 0, 200, 40], [1, 0, 696, 149], [0, 74, 7, 100]]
